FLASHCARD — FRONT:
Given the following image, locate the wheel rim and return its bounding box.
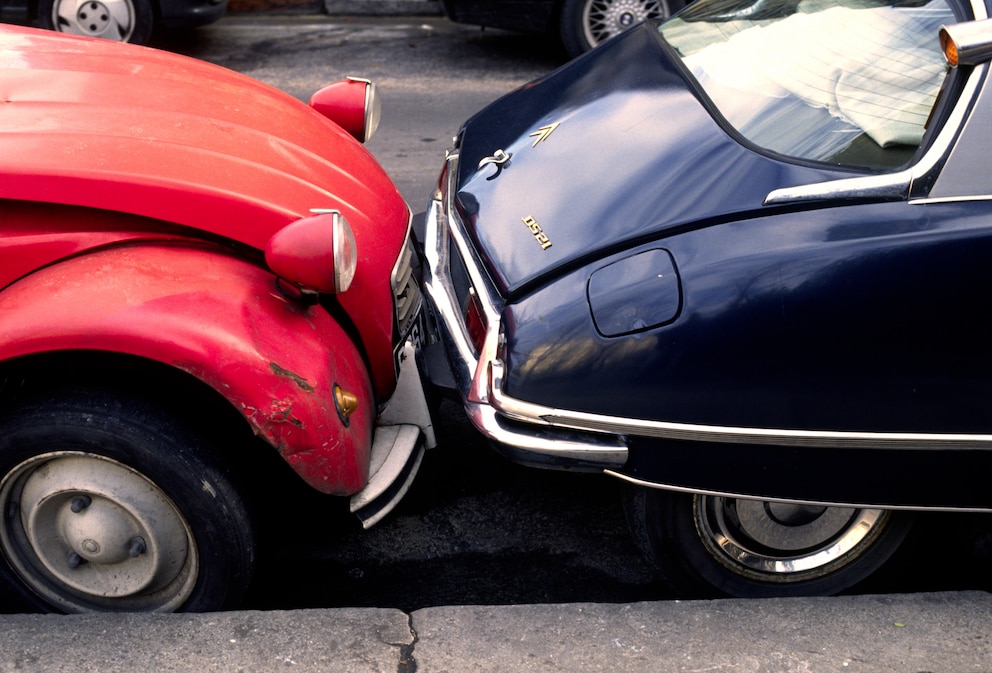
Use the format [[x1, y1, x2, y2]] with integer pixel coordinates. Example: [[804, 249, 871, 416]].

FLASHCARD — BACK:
[[0, 453, 199, 612], [694, 496, 887, 582], [581, 0, 671, 48], [52, 0, 136, 41]]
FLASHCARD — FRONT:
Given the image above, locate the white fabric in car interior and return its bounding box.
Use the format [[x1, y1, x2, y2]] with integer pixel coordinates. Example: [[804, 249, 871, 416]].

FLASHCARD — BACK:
[[680, 1, 952, 147]]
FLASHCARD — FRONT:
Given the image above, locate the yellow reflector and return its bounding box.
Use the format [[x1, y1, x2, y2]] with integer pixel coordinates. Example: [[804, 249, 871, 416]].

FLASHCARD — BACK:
[[333, 384, 359, 421]]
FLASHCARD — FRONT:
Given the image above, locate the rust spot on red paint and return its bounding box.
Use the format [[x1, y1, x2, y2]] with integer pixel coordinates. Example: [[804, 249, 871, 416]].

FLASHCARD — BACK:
[[269, 362, 315, 392]]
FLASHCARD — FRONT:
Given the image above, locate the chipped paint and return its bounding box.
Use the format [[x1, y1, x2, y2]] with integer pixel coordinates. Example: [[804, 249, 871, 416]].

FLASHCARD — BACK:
[[269, 362, 315, 392], [267, 398, 304, 428]]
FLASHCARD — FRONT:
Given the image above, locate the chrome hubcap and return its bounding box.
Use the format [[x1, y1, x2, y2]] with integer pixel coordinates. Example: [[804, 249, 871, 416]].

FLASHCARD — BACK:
[[54, 0, 135, 40], [695, 496, 885, 579], [583, 0, 670, 47], [0, 453, 198, 612]]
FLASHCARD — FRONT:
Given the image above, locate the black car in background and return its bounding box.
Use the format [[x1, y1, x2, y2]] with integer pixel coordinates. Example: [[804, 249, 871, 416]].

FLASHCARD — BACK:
[[0, 0, 224, 43], [438, 0, 685, 57], [419, 0, 992, 598]]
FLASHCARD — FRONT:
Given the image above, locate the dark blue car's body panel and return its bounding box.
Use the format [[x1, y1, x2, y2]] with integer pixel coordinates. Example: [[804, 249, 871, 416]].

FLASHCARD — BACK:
[[419, 17, 992, 511], [454, 26, 851, 296]]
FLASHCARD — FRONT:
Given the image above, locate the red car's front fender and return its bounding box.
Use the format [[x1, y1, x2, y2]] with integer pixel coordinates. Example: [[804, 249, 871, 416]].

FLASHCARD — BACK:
[[0, 244, 376, 496]]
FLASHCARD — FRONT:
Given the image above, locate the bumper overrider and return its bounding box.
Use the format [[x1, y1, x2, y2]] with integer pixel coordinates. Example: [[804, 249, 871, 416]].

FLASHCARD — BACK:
[[420, 150, 628, 471]]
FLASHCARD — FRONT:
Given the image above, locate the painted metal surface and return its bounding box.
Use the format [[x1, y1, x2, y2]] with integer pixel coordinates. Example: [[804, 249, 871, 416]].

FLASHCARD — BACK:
[[451, 24, 845, 296], [0, 26, 423, 498], [0, 25, 409, 396]]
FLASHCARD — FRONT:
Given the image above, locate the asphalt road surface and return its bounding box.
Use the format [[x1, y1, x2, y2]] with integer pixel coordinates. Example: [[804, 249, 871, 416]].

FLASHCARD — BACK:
[[147, 16, 992, 612]]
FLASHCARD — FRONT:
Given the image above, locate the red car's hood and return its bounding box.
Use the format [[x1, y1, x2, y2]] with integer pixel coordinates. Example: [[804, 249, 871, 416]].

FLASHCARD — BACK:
[[0, 25, 407, 250]]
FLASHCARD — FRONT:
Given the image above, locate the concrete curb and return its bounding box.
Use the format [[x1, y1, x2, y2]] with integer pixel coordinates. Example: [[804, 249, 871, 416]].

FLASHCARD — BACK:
[[1, 592, 989, 672]]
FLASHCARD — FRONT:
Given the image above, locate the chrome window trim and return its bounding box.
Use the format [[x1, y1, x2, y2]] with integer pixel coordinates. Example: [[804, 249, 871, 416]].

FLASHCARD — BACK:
[[763, 171, 911, 205], [764, 61, 989, 206]]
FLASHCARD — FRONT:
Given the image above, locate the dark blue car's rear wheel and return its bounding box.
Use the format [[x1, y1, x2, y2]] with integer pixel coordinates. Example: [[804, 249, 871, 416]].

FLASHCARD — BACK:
[[624, 486, 912, 597]]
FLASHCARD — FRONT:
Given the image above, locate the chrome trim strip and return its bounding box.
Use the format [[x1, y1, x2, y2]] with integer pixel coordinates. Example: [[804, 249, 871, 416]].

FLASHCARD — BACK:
[[910, 194, 992, 204], [763, 171, 910, 206], [607, 471, 992, 513], [971, 0, 989, 21], [489, 361, 992, 450], [468, 402, 627, 466], [911, 62, 988, 196]]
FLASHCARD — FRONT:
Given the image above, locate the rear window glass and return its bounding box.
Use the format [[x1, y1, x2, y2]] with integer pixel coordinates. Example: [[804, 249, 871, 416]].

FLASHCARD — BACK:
[[661, 0, 957, 170]]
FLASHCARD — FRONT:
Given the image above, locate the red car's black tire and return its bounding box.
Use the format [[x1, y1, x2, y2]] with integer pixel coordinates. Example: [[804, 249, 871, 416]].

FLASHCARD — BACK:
[[0, 389, 254, 613]]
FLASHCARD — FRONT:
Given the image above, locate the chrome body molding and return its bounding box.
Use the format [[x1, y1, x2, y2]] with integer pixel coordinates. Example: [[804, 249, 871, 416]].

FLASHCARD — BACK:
[[467, 401, 627, 467], [604, 469, 992, 513], [607, 471, 992, 513], [488, 359, 992, 451], [763, 171, 911, 205]]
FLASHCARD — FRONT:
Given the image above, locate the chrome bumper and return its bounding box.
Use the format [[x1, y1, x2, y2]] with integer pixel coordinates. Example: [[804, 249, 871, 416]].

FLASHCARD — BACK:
[[421, 152, 628, 470]]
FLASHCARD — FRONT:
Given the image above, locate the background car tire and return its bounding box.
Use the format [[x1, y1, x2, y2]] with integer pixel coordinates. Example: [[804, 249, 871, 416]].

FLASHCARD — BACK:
[[0, 389, 254, 613], [623, 486, 912, 598], [38, 0, 154, 44], [559, 0, 684, 58]]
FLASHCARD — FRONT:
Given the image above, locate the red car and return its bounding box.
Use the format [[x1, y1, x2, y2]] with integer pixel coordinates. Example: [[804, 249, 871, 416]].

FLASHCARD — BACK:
[[0, 25, 433, 613]]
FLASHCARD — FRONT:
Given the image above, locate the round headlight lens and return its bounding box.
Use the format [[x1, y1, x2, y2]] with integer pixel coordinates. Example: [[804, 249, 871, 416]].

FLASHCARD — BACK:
[[362, 80, 382, 143], [332, 211, 358, 293], [265, 210, 358, 295]]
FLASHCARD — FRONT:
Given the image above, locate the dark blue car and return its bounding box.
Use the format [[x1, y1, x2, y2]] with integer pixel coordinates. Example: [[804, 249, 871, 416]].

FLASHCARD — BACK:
[[438, 0, 685, 57], [418, 0, 992, 597]]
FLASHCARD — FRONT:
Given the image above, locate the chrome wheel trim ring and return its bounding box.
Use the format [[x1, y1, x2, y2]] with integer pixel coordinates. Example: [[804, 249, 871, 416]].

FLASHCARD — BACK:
[[694, 495, 887, 581], [0, 452, 199, 612], [581, 0, 670, 48], [52, 0, 136, 41]]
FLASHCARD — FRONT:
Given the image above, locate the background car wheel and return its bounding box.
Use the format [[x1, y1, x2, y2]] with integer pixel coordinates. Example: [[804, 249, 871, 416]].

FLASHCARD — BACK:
[[0, 390, 254, 613], [559, 0, 683, 58], [623, 486, 912, 598], [38, 0, 154, 44]]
